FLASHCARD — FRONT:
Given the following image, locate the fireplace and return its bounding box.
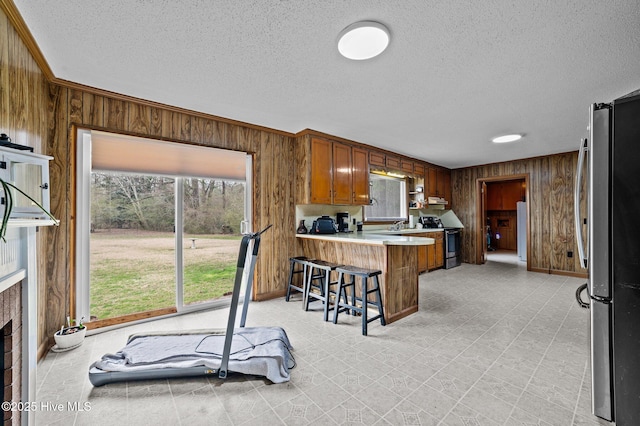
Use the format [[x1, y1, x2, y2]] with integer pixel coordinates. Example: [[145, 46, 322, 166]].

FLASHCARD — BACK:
[[1, 283, 22, 426], [0, 224, 50, 426]]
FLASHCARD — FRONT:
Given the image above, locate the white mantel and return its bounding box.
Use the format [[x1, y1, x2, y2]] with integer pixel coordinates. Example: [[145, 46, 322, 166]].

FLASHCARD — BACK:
[[1, 219, 56, 426]]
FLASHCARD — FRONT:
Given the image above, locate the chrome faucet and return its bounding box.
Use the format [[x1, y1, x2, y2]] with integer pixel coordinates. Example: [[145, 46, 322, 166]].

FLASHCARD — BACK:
[[389, 221, 405, 231]]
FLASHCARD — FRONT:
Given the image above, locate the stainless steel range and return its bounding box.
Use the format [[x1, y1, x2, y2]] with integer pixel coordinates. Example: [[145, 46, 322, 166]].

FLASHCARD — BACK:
[[444, 228, 461, 269], [419, 216, 461, 269]]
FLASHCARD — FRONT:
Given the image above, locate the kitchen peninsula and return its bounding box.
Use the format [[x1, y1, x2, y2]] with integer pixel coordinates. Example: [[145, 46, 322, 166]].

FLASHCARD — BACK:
[[296, 232, 434, 323]]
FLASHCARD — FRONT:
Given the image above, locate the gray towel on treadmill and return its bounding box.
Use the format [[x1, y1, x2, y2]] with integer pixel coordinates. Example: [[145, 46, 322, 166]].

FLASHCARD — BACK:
[[91, 327, 294, 383]]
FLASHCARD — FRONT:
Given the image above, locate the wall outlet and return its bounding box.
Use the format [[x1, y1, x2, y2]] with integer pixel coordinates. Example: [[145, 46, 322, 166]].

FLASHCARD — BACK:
[[567, 251, 573, 258]]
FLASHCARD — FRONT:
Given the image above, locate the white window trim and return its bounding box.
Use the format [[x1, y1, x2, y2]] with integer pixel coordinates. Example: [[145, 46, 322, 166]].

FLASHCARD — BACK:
[[75, 128, 253, 327]]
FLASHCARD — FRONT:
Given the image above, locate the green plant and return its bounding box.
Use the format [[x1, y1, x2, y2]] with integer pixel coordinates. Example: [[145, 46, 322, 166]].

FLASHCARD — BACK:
[[0, 178, 58, 242], [72, 317, 85, 329]]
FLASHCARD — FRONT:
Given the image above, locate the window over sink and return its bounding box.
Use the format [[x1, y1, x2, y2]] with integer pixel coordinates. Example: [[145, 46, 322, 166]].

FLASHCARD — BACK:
[[364, 172, 407, 222]]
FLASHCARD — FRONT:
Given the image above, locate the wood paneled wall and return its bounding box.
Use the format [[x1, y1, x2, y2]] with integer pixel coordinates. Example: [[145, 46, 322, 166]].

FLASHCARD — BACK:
[[0, 7, 52, 357], [46, 87, 298, 336], [452, 152, 587, 275], [3, 0, 298, 353]]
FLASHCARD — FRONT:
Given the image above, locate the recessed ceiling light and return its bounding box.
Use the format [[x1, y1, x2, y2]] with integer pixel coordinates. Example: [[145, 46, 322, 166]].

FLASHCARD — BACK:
[[338, 21, 390, 60], [492, 134, 523, 143]]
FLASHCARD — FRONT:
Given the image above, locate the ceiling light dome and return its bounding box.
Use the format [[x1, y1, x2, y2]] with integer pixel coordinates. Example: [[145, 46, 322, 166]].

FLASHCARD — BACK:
[[338, 21, 390, 60], [492, 134, 523, 143]]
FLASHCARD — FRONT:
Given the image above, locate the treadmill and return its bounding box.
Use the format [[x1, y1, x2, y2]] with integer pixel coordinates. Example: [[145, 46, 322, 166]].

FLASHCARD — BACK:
[[88, 224, 294, 386]]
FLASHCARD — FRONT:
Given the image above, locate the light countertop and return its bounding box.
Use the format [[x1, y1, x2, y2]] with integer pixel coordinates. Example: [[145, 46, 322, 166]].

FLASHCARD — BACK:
[[296, 232, 434, 246], [369, 228, 444, 235]]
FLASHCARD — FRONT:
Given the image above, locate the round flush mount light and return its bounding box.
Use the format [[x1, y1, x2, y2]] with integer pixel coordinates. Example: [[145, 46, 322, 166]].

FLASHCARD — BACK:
[[338, 21, 390, 60], [492, 134, 523, 143]]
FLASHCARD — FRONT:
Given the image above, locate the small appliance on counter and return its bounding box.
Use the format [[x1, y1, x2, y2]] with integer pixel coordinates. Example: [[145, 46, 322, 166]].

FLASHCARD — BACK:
[[336, 212, 351, 233], [419, 216, 443, 229], [310, 215, 337, 234]]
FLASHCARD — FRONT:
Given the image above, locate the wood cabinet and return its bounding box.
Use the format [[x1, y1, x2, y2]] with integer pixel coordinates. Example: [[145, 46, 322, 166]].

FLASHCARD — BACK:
[[486, 180, 524, 210], [401, 159, 414, 174], [413, 163, 425, 177], [352, 147, 369, 205], [310, 138, 333, 204], [426, 167, 452, 207], [369, 150, 386, 168], [386, 155, 401, 171], [309, 137, 369, 205], [426, 231, 444, 271], [416, 233, 428, 273], [332, 142, 352, 204], [487, 212, 517, 250]]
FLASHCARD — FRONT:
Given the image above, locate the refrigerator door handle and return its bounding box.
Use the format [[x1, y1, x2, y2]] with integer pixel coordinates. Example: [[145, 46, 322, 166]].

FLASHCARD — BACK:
[[575, 138, 589, 269], [576, 283, 590, 309]]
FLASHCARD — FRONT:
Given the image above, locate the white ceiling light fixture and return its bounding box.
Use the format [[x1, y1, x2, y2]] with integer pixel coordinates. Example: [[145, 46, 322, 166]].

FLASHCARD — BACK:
[[338, 21, 390, 60], [492, 134, 523, 143]]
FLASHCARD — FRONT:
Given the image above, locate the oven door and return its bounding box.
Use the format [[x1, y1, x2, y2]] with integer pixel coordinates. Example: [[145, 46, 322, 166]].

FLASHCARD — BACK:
[[444, 228, 461, 269]]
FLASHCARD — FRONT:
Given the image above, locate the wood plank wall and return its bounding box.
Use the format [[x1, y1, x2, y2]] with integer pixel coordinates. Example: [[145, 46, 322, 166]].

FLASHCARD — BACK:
[[0, 7, 52, 357], [46, 87, 298, 337], [451, 151, 587, 275], [3, 0, 298, 352]]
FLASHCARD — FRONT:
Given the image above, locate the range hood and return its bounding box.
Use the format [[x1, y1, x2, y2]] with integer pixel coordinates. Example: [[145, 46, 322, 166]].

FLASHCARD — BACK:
[[427, 196, 448, 205]]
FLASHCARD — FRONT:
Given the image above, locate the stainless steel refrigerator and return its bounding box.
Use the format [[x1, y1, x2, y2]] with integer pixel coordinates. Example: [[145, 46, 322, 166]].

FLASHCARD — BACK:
[[575, 92, 640, 425]]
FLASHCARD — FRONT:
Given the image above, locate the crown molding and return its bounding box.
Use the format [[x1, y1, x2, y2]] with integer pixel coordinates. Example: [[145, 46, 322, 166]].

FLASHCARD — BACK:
[[0, 0, 54, 81]]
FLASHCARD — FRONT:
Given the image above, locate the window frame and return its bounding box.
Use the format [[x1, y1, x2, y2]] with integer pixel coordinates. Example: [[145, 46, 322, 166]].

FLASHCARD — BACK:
[[363, 171, 408, 223], [75, 128, 253, 329]]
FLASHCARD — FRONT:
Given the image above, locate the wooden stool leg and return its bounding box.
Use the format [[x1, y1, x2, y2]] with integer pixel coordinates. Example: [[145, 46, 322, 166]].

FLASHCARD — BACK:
[[323, 270, 330, 322]]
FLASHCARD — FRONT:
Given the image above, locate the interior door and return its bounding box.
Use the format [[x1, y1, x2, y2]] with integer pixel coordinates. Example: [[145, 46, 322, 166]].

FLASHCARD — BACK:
[[481, 181, 488, 264]]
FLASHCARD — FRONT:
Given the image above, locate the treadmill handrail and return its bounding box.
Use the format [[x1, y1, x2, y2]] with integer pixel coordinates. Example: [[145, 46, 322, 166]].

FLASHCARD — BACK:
[[218, 224, 272, 378]]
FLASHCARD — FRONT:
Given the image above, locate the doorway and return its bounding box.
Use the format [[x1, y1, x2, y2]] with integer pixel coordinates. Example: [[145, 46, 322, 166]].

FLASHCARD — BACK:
[[476, 174, 530, 269]]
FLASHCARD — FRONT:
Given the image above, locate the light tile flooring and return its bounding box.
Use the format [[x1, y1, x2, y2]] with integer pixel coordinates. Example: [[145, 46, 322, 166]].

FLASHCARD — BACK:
[[35, 258, 610, 425]]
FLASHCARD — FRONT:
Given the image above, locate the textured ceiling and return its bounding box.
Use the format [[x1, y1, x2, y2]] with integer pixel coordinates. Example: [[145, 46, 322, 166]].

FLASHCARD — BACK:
[[13, 0, 640, 168]]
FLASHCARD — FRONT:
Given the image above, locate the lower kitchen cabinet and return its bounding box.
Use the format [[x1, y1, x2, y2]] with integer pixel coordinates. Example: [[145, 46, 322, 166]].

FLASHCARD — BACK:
[[426, 231, 444, 271]]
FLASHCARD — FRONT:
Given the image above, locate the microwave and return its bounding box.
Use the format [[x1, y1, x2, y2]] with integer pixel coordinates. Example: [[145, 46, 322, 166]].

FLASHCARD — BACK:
[[0, 147, 53, 220]]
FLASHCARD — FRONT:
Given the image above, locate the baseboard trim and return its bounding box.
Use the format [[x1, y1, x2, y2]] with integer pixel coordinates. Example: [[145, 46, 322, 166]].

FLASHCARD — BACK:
[[530, 267, 588, 279]]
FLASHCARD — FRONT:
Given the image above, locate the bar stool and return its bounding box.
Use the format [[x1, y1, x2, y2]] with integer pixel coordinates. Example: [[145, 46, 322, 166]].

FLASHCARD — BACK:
[[285, 256, 309, 302], [304, 259, 341, 321], [333, 265, 386, 336]]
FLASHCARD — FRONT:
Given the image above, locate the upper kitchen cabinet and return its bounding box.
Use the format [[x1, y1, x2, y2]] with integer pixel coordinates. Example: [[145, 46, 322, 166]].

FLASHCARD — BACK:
[[300, 136, 369, 206], [400, 159, 414, 174], [385, 155, 401, 171], [426, 166, 452, 208], [352, 147, 369, 205], [369, 150, 386, 168]]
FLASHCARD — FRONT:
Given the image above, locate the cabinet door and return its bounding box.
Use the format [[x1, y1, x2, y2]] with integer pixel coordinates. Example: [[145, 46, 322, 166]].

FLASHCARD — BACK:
[[435, 233, 444, 267], [369, 150, 386, 167], [401, 160, 414, 174], [416, 232, 428, 273], [386, 155, 401, 171], [332, 142, 352, 205], [310, 138, 333, 204], [352, 147, 369, 205], [427, 244, 436, 270], [428, 168, 437, 196], [413, 163, 425, 177], [436, 169, 447, 197], [443, 171, 451, 205]]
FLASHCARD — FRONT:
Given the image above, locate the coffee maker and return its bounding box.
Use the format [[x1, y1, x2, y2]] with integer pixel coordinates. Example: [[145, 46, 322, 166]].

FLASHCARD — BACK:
[[336, 212, 350, 232]]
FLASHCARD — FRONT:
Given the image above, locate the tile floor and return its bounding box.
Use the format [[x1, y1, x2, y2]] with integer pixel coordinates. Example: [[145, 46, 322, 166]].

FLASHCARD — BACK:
[[35, 256, 611, 425]]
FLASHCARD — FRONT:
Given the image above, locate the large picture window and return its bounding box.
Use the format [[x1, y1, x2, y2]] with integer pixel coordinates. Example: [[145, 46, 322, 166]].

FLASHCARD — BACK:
[[364, 172, 407, 222], [76, 129, 252, 327]]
